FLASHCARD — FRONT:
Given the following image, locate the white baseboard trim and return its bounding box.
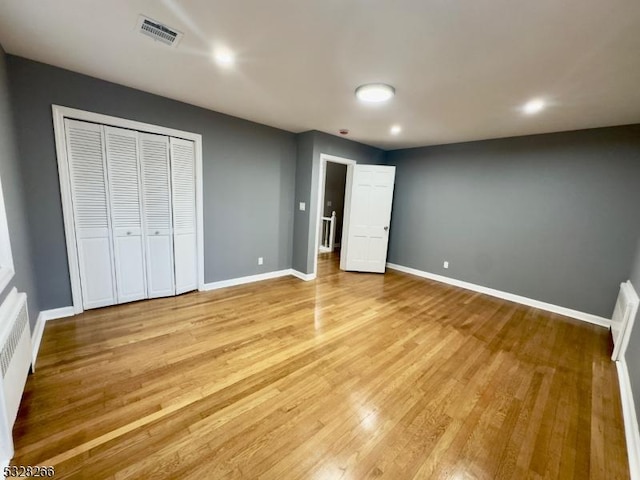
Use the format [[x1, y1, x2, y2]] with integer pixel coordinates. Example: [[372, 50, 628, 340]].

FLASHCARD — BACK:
[[617, 359, 640, 480], [386, 263, 611, 328], [202, 269, 318, 291], [32, 306, 75, 368], [31, 317, 44, 368], [202, 269, 293, 291], [290, 270, 316, 282]]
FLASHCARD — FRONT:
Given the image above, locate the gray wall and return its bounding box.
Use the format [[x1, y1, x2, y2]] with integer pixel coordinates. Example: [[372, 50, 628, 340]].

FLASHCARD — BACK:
[[625, 238, 640, 421], [7, 56, 296, 311], [386, 125, 640, 317], [0, 47, 40, 327], [292, 132, 315, 273], [292, 130, 385, 274], [5, 54, 640, 328], [323, 162, 347, 244]]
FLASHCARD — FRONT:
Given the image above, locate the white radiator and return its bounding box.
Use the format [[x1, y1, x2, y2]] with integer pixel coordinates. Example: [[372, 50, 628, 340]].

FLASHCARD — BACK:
[[0, 288, 31, 462], [611, 281, 640, 361]]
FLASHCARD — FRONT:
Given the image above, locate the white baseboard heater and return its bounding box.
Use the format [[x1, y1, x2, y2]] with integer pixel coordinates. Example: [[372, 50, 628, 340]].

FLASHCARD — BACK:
[[611, 281, 640, 361], [0, 288, 32, 462]]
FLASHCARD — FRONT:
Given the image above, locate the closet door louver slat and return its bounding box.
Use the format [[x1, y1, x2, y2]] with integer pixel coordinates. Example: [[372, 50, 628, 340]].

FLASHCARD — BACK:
[[105, 126, 147, 303], [140, 133, 175, 298], [170, 138, 198, 294], [64, 119, 117, 309]]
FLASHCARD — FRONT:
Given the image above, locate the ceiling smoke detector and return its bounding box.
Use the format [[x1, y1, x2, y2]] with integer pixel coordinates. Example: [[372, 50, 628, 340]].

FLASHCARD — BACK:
[[136, 15, 183, 48]]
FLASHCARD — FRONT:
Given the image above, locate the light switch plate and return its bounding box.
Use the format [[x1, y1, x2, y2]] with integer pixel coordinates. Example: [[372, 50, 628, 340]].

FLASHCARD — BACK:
[[299, 202, 306, 211]]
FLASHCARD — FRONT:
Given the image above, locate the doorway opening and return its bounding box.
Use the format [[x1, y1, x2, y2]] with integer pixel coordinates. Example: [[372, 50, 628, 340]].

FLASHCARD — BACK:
[[318, 162, 346, 273], [314, 154, 356, 277]]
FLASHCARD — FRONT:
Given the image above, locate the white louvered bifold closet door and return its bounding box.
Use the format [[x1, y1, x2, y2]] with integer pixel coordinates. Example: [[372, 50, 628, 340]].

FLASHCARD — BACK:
[[64, 119, 117, 309], [170, 137, 198, 294], [139, 133, 175, 298], [104, 126, 147, 303]]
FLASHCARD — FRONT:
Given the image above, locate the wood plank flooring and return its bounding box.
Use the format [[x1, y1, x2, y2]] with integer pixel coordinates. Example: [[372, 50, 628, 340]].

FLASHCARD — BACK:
[[12, 253, 629, 479]]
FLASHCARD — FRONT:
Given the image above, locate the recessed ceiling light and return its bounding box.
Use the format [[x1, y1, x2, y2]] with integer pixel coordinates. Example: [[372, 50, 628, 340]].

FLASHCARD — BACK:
[[355, 84, 395, 103], [522, 98, 545, 115], [214, 48, 235, 67], [390, 125, 402, 135]]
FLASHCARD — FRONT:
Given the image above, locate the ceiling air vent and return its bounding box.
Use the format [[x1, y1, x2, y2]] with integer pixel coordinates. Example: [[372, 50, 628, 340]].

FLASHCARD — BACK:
[[136, 15, 183, 48]]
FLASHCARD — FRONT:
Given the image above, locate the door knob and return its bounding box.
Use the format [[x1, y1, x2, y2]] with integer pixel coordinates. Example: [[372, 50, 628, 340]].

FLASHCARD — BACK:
[[126, 231, 131, 235], [384, 226, 389, 231], [155, 231, 160, 235]]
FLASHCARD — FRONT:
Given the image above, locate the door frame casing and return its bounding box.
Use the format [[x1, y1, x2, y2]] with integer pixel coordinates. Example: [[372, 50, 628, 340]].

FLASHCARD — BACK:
[[313, 154, 356, 278], [52, 105, 205, 314]]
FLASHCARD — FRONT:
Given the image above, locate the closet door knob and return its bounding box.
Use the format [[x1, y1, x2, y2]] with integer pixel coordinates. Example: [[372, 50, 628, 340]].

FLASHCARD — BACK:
[[155, 231, 160, 235], [126, 231, 132, 236]]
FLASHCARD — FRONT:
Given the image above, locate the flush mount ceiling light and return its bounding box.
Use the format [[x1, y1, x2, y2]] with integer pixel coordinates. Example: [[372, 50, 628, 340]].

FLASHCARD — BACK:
[[390, 125, 402, 135], [213, 48, 235, 67], [522, 98, 546, 115], [355, 84, 395, 103]]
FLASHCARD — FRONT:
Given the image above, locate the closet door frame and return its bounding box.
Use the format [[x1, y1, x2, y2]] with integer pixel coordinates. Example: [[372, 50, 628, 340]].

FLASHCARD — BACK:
[[53, 105, 204, 314]]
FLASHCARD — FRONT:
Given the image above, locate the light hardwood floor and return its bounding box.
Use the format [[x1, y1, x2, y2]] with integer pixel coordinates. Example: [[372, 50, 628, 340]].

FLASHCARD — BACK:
[[12, 253, 629, 479]]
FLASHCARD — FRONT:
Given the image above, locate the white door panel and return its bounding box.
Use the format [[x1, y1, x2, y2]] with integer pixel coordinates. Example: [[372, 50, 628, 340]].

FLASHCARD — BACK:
[[140, 133, 175, 298], [113, 235, 146, 302], [64, 119, 117, 309], [147, 234, 175, 296], [368, 236, 388, 259], [343, 165, 396, 273], [105, 126, 146, 304], [170, 138, 198, 294], [77, 236, 116, 309], [349, 236, 368, 262], [174, 233, 197, 294]]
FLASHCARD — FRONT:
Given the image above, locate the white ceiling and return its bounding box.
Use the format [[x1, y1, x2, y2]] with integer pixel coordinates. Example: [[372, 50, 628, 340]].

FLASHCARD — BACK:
[[1, 0, 640, 149]]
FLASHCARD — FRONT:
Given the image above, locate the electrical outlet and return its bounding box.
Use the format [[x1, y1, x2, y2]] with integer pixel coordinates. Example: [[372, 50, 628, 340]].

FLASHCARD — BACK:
[[327, 200, 332, 207], [299, 202, 306, 211], [258, 257, 264, 265], [443, 261, 449, 269]]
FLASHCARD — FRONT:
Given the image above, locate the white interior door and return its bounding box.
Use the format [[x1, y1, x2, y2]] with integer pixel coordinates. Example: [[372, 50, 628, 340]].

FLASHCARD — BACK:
[[104, 126, 147, 304], [342, 165, 396, 273], [170, 137, 197, 294], [140, 132, 175, 298], [64, 119, 117, 309]]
